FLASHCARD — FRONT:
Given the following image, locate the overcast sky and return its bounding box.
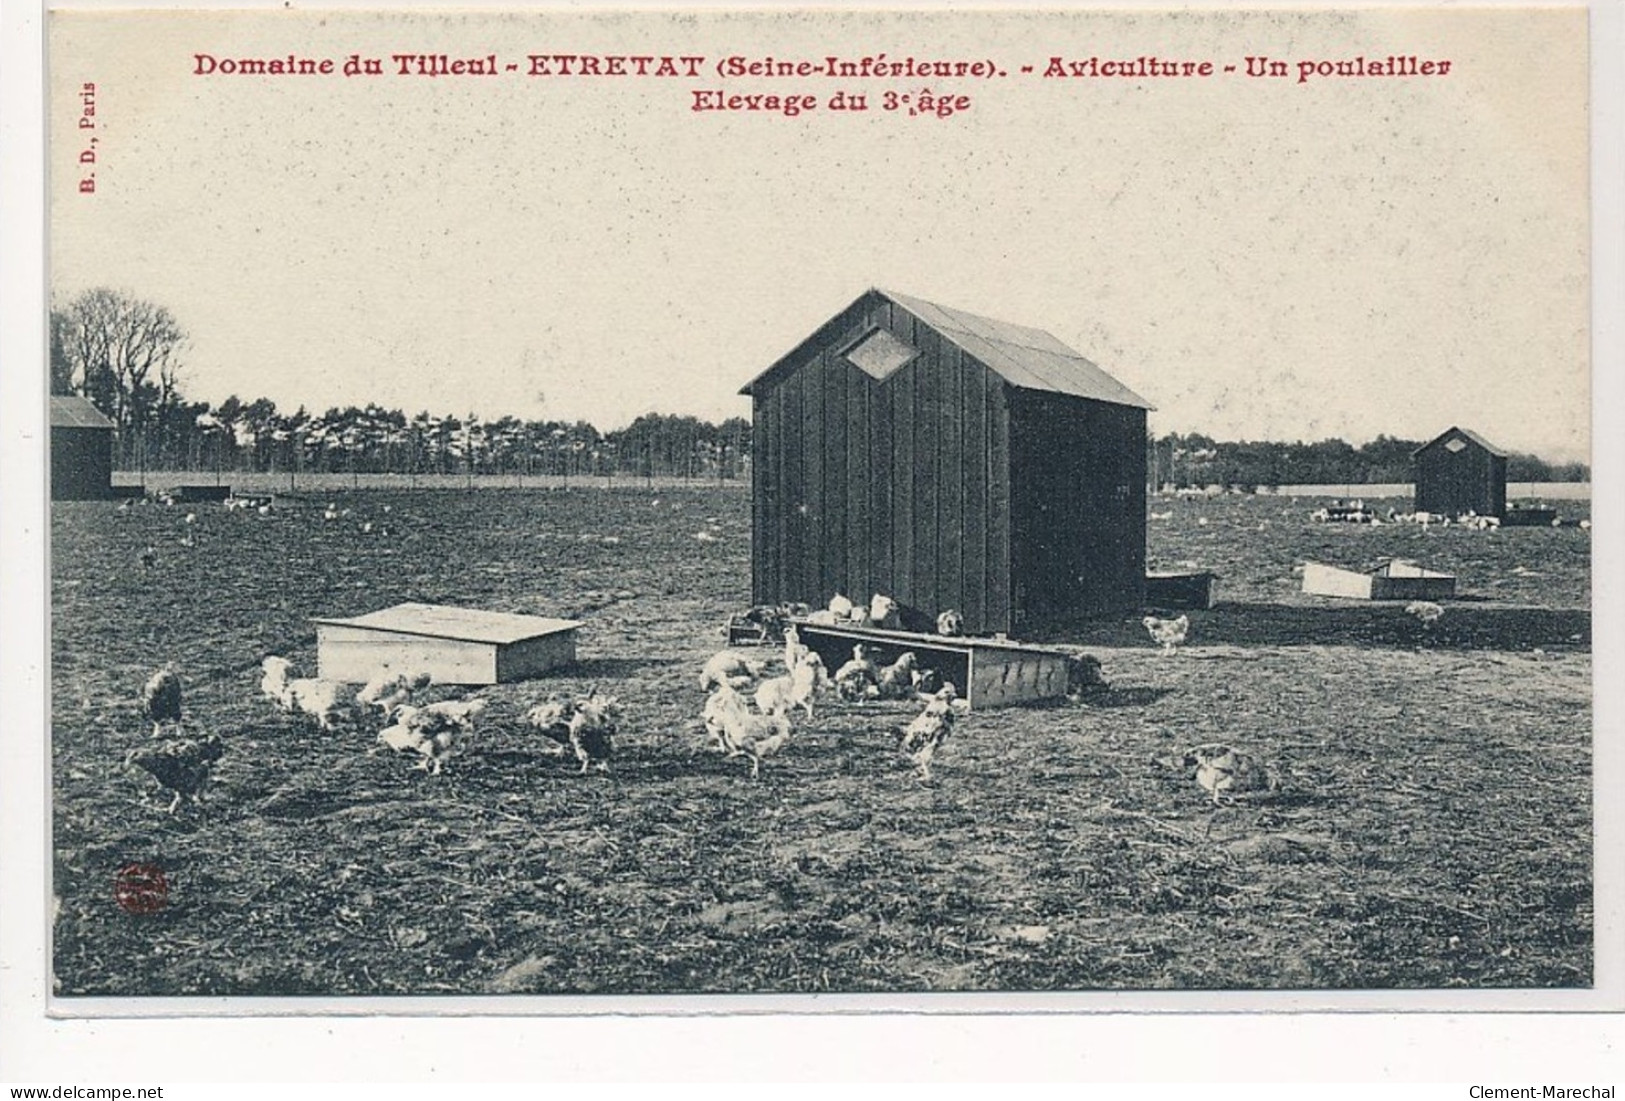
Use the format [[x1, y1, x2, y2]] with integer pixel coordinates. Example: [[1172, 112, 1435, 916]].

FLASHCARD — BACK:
[[48, 7, 1590, 460]]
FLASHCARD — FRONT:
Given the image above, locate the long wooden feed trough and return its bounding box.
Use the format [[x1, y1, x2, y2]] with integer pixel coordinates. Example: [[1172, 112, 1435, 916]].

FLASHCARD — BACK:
[[1301, 560, 1456, 601], [794, 621, 1072, 710], [1501, 507, 1560, 527], [313, 602, 582, 685]]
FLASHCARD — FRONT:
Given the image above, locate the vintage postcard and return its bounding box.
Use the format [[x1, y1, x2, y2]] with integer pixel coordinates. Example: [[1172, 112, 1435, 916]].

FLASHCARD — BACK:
[[28, 1, 1618, 1028]]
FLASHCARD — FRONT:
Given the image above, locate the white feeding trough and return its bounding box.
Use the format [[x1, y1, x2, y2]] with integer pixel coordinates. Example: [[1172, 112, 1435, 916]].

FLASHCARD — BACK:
[[1301, 560, 1456, 601], [312, 602, 582, 685]]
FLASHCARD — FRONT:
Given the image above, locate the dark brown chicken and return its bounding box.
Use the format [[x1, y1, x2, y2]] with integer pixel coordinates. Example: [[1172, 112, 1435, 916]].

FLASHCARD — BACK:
[[126, 734, 225, 813], [524, 690, 617, 774]]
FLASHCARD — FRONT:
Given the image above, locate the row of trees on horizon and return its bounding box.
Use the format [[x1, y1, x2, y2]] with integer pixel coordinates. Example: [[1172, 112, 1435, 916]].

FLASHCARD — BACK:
[[1148, 434, 1589, 490], [51, 288, 752, 481], [51, 287, 1590, 486]]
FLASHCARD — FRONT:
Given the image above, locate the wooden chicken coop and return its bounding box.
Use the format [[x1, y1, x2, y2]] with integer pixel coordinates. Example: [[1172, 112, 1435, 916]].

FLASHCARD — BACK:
[[312, 603, 581, 685], [1413, 426, 1507, 519], [49, 395, 116, 501], [740, 288, 1154, 635]]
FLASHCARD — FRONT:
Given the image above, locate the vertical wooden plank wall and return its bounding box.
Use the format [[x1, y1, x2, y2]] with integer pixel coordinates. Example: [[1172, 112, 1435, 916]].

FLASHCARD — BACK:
[[891, 307, 917, 612], [985, 370, 1012, 633], [750, 392, 771, 603], [1415, 442, 1505, 520], [845, 350, 871, 602], [939, 342, 965, 624], [817, 345, 844, 600], [911, 322, 939, 616], [752, 294, 1141, 634], [960, 351, 989, 632], [782, 359, 805, 602], [1006, 391, 1146, 624]]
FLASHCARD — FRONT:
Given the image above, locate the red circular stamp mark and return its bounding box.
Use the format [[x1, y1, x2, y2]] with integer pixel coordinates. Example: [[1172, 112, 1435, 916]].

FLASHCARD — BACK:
[[113, 863, 168, 915]]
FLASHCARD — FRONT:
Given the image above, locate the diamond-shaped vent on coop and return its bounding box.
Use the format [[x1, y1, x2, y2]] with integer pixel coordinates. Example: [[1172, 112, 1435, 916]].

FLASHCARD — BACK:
[[1444, 437, 1467, 453], [843, 327, 918, 380]]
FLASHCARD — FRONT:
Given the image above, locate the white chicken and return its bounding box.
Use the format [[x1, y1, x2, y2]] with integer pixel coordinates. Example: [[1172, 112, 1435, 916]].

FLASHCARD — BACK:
[[387, 698, 488, 774], [286, 678, 359, 731], [1177, 743, 1279, 805], [259, 655, 357, 730], [259, 656, 294, 709], [1405, 600, 1445, 628], [142, 664, 183, 738], [698, 650, 766, 692], [698, 685, 742, 753], [376, 721, 431, 758], [754, 650, 830, 720], [936, 610, 966, 637], [862, 594, 900, 629], [357, 671, 433, 716], [525, 695, 573, 754], [705, 686, 794, 779], [1142, 614, 1190, 653], [782, 624, 810, 670]]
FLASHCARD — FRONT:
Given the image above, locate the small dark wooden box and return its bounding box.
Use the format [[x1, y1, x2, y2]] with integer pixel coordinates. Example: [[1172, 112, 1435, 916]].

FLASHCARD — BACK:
[[1145, 570, 1217, 610]]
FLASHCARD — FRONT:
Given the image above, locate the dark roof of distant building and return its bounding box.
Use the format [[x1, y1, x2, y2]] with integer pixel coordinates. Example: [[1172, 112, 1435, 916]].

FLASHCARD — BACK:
[[49, 395, 115, 429]]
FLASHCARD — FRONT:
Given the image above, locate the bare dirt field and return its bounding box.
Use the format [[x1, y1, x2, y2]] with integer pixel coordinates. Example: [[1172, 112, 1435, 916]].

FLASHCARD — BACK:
[[50, 487, 1592, 996]]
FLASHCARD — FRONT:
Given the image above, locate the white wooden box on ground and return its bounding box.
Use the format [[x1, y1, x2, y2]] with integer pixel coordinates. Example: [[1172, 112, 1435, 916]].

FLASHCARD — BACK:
[[1301, 560, 1457, 601], [312, 602, 582, 685]]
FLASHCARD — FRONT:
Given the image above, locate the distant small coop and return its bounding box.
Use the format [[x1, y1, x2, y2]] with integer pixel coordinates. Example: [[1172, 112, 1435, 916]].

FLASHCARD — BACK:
[[740, 288, 1154, 635], [50, 395, 116, 501], [313, 603, 581, 686], [1413, 426, 1507, 519]]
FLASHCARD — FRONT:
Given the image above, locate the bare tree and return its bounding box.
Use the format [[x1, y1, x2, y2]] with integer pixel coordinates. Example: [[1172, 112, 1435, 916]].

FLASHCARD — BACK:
[[49, 308, 75, 395], [51, 288, 187, 461]]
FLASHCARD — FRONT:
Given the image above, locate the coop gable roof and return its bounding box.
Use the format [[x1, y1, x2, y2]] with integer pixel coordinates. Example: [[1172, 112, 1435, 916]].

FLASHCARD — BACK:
[[1414, 426, 1507, 458], [49, 395, 115, 429], [741, 288, 1154, 410]]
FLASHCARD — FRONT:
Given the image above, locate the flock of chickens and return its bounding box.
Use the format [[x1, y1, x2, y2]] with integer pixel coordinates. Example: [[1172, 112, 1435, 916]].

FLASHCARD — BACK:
[[124, 658, 624, 814], [122, 589, 1280, 817], [696, 624, 973, 780], [115, 491, 1472, 822]]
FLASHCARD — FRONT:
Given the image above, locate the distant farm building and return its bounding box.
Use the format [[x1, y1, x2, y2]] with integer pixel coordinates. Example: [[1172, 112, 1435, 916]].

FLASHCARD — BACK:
[[1413, 426, 1507, 519], [50, 395, 116, 500], [740, 288, 1153, 635]]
